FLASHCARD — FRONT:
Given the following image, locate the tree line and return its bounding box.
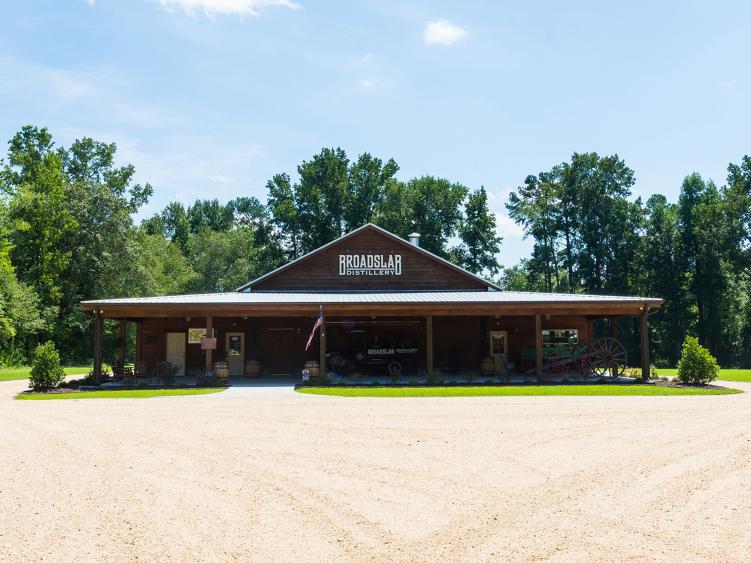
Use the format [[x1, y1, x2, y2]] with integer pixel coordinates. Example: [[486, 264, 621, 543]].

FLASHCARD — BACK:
[[503, 152, 751, 367], [0, 127, 500, 364], [0, 126, 748, 367]]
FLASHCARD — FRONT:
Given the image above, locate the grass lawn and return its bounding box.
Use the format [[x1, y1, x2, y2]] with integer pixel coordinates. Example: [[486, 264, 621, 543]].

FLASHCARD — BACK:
[[0, 366, 93, 382], [297, 384, 741, 398], [16, 388, 225, 400], [656, 368, 751, 382]]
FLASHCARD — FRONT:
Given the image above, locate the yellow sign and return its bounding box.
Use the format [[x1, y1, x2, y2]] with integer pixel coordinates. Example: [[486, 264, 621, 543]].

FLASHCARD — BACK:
[[188, 328, 207, 344]]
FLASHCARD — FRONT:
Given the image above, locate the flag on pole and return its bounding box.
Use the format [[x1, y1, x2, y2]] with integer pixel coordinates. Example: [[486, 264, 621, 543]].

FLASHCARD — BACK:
[[305, 306, 324, 351]]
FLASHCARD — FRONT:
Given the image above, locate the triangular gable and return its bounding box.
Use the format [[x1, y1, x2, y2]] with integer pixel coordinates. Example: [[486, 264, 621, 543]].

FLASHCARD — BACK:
[[238, 224, 497, 292]]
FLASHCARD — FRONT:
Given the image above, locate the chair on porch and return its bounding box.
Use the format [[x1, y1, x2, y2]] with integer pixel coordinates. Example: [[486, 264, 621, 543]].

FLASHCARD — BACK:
[[111, 360, 124, 381], [156, 361, 173, 385], [122, 365, 135, 385], [134, 361, 151, 384]]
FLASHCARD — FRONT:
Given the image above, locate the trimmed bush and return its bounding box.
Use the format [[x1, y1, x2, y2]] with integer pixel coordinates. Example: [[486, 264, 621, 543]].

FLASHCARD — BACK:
[[677, 337, 719, 384], [29, 342, 66, 390]]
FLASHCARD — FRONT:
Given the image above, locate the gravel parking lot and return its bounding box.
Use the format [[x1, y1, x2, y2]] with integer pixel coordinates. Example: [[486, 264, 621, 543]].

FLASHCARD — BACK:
[[1, 379, 750, 561]]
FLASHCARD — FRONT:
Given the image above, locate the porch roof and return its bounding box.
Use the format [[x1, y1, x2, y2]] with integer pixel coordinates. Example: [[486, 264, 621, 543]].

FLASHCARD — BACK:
[[81, 290, 662, 318]]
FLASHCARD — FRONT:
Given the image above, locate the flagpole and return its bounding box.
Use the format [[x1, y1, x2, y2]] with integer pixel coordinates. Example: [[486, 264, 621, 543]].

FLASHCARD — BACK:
[[318, 305, 326, 379]]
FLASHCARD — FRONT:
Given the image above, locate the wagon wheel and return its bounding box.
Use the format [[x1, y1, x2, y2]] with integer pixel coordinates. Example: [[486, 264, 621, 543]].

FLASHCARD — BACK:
[[388, 361, 403, 377], [589, 337, 627, 378], [544, 351, 567, 375]]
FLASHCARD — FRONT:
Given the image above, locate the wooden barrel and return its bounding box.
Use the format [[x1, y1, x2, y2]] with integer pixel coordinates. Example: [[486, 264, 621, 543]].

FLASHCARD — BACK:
[[213, 361, 229, 382], [480, 357, 495, 376], [244, 359, 262, 378], [303, 360, 320, 379]]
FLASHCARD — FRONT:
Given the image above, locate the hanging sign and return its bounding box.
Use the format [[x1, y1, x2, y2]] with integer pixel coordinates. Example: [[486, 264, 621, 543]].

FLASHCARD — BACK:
[[338, 253, 402, 276], [188, 328, 207, 344], [201, 337, 217, 350]]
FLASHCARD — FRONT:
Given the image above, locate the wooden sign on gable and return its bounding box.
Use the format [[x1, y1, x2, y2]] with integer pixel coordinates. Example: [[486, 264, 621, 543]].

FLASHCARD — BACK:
[[245, 224, 492, 292]]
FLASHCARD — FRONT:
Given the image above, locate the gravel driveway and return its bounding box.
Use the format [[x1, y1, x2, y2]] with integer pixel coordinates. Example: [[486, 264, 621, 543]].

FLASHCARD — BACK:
[[1, 379, 750, 561]]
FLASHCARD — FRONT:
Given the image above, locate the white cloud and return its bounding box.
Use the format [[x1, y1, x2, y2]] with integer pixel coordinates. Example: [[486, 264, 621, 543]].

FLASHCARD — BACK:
[[84, 0, 96, 5], [154, 0, 301, 18], [360, 53, 374, 63], [422, 19, 467, 46], [494, 213, 525, 238], [357, 79, 375, 89]]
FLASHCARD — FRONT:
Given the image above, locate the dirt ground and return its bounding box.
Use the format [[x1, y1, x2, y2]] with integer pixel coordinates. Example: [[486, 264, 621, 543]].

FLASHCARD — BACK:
[[1, 379, 750, 562]]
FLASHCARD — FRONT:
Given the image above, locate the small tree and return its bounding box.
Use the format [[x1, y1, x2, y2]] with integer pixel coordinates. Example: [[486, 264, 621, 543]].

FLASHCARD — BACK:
[[676, 336, 719, 385], [29, 341, 66, 390]]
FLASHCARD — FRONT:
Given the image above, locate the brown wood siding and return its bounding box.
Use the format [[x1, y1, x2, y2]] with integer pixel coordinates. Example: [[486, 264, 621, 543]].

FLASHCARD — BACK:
[[137, 314, 596, 376], [251, 228, 489, 291]]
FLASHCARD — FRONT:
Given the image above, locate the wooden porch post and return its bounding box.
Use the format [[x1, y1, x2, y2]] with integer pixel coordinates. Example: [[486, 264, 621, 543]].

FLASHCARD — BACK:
[[205, 316, 213, 373], [641, 306, 651, 381], [319, 308, 326, 377], [426, 315, 434, 375], [535, 314, 542, 377], [135, 320, 142, 364], [93, 313, 103, 384], [609, 317, 617, 377], [118, 319, 126, 366]]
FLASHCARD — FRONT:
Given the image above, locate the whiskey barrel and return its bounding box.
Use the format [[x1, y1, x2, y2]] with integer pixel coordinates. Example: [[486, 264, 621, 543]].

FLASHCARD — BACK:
[[303, 360, 320, 379], [213, 361, 229, 382], [480, 357, 495, 376], [244, 359, 262, 378]]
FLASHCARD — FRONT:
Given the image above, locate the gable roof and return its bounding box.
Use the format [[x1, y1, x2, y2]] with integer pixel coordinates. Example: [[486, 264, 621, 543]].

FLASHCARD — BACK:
[[236, 223, 501, 292]]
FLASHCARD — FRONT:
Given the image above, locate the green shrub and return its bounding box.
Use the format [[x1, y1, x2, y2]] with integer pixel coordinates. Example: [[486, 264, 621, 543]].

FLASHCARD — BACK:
[[29, 342, 66, 390], [677, 337, 719, 384], [317, 371, 332, 385], [371, 380, 380, 386]]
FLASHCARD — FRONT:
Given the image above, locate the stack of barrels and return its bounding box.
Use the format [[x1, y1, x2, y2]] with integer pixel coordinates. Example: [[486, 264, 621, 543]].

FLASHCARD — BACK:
[[303, 359, 320, 379]]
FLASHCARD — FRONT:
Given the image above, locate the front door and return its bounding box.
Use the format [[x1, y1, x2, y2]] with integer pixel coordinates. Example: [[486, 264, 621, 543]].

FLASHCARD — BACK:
[[269, 329, 297, 375], [489, 330, 508, 374], [225, 332, 245, 376], [166, 332, 186, 376]]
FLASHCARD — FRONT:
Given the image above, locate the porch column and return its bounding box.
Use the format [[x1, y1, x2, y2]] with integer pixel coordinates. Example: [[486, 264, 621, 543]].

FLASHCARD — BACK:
[[640, 306, 651, 380], [205, 316, 213, 372], [319, 311, 326, 377], [93, 313, 103, 384], [118, 319, 126, 366], [135, 320, 142, 364], [426, 315, 434, 375], [609, 317, 617, 378], [535, 314, 543, 377]]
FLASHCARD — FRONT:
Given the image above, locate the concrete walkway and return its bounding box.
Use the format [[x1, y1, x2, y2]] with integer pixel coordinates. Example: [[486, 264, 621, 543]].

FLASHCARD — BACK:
[[221, 376, 299, 397]]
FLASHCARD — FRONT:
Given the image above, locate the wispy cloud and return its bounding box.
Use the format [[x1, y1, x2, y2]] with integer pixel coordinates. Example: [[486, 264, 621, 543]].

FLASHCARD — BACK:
[[357, 79, 375, 89], [422, 19, 467, 46], [361, 53, 374, 63], [153, 0, 301, 18]]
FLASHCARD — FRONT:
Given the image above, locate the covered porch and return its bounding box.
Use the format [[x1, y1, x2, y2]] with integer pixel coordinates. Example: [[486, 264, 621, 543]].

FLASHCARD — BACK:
[[85, 297, 659, 385]]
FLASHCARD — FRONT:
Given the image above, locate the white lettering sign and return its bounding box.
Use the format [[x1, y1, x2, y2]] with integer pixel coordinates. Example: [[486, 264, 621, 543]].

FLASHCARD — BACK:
[[338, 253, 402, 276]]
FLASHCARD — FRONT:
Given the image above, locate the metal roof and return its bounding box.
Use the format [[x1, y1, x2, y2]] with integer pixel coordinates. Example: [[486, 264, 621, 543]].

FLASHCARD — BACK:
[[82, 291, 663, 306]]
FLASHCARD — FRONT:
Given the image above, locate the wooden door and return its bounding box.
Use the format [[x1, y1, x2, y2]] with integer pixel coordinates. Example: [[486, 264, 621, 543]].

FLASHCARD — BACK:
[[489, 330, 508, 374], [225, 332, 245, 376], [269, 329, 297, 375], [166, 332, 186, 376]]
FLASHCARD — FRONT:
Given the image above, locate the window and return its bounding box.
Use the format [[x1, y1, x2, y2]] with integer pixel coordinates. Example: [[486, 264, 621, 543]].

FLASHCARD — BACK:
[[542, 329, 578, 347]]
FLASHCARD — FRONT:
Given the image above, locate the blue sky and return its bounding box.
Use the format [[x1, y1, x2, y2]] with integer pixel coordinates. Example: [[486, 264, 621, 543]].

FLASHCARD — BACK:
[[1, 0, 749, 265]]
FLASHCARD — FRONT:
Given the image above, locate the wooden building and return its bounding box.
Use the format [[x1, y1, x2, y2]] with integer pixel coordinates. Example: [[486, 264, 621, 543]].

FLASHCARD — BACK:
[[81, 224, 663, 382]]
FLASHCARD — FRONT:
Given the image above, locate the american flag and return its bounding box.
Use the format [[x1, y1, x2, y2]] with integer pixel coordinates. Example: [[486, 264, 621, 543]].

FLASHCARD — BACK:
[[305, 307, 324, 351]]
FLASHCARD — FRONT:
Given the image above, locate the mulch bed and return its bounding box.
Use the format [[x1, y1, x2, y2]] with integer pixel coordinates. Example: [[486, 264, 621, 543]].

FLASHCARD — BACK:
[[653, 380, 728, 391]]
